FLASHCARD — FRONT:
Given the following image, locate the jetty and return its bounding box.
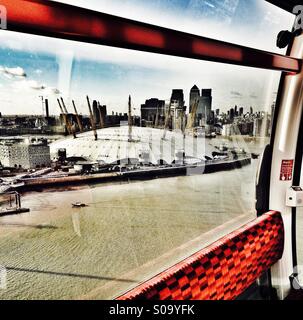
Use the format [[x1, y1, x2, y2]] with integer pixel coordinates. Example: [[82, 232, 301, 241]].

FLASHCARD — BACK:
[[0, 192, 30, 217]]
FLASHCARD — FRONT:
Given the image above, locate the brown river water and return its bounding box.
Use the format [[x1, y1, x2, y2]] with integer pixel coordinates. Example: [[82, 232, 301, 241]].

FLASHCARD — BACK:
[[0, 137, 279, 300]]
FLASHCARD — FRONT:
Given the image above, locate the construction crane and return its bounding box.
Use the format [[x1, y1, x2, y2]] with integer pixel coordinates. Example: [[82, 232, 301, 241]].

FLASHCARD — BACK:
[[175, 109, 183, 132], [162, 101, 172, 140], [57, 98, 72, 136], [60, 97, 68, 114], [61, 97, 76, 138], [128, 95, 133, 142], [188, 99, 199, 130], [72, 100, 84, 133], [184, 99, 199, 138], [86, 95, 98, 141]]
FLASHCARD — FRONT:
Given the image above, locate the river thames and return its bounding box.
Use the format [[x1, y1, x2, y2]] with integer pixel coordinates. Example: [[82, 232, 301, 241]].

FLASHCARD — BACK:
[[0, 137, 282, 300]]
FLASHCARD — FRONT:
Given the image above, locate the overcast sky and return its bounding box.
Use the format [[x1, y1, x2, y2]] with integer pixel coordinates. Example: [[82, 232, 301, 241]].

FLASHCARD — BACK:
[[0, 0, 294, 116]]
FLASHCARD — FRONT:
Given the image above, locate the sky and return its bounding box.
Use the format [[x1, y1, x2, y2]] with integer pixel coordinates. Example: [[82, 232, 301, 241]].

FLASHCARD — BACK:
[[0, 0, 294, 116]]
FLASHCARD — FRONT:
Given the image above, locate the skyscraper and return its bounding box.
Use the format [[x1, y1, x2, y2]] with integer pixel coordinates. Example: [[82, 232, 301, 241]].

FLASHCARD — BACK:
[[234, 105, 238, 116], [229, 108, 235, 121], [170, 89, 185, 130], [197, 89, 212, 125], [171, 89, 185, 108], [92, 100, 99, 125], [141, 98, 165, 127], [189, 85, 200, 113], [93, 100, 107, 126]]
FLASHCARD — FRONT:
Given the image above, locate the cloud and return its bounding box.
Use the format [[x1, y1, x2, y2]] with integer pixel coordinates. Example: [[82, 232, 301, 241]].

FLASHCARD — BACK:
[[45, 87, 61, 95], [0, 66, 60, 94], [250, 93, 258, 99], [230, 91, 242, 97], [12, 80, 45, 91], [12, 81, 60, 95], [1, 66, 27, 78], [34, 69, 43, 75], [28, 80, 46, 90], [0, 66, 61, 95]]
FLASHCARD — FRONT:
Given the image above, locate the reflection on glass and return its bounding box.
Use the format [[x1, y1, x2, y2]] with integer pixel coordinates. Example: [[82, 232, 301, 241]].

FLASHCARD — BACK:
[[0, 0, 294, 299]]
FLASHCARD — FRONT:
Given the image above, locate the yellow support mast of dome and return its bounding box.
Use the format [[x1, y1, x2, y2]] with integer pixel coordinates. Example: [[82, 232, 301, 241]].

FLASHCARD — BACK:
[[128, 95, 133, 142]]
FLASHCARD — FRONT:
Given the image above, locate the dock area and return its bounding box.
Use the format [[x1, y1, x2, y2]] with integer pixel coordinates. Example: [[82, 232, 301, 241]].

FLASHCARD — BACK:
[[11, 157, 252, 191], [0, 207, 30, 217], [0, 192, 30, 216]]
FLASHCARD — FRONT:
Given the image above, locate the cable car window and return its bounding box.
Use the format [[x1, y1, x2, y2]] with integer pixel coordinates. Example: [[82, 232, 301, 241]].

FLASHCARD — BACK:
[[0, 0, 295, 299], [55, 0, 293, 53], [297, 168, 303, 285]]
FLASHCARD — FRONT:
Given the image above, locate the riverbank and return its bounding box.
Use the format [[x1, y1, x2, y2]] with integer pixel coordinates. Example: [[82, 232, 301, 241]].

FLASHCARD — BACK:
[[0, 207, 30, 217], [15, 157, 251, 191]]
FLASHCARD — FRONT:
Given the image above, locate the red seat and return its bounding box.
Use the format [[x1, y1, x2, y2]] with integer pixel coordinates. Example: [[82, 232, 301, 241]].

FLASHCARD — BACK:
[[117, 211, 284, 300]]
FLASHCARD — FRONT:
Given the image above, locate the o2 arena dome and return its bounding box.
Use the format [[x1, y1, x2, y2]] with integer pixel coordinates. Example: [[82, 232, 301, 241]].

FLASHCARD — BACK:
[[50, 126, 212, 165]]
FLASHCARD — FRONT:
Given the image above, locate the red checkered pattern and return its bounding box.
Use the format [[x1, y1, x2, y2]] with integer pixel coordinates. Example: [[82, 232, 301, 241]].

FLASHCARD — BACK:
[[117, 211, 284, 300]]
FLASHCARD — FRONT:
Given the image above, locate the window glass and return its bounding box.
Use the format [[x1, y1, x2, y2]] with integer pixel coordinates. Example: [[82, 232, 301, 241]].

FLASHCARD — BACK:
[[0, 1, 294, 299], [296, 168, 303, 285], [55, 0, 293, 53]]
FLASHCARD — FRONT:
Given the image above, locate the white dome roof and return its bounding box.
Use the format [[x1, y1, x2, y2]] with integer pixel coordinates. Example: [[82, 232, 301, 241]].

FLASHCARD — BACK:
[[50, 126, 208, 165]]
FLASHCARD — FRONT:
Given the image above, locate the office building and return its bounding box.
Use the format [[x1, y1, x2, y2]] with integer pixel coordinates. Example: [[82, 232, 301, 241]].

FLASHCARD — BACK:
[[170, 89, 186, 130], [0, 139, 51, 169], [141, 98, 165, 127]]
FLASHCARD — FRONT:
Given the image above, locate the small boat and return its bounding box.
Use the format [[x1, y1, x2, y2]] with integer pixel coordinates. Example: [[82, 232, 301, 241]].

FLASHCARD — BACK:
[[72, 202, 87, 208]]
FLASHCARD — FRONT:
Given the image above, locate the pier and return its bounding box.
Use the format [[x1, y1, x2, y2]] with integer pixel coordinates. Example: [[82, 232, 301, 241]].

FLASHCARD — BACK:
[[0, 191, 30, 217], [12, 157, 251, 191]]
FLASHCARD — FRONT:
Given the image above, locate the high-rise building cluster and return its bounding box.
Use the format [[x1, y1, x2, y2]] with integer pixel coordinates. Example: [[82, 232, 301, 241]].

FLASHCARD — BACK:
[[140, 85, 273, 138], [0, 85, 274, 140], [141, 86, 213, 130], [189, 86, 213, 127]]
